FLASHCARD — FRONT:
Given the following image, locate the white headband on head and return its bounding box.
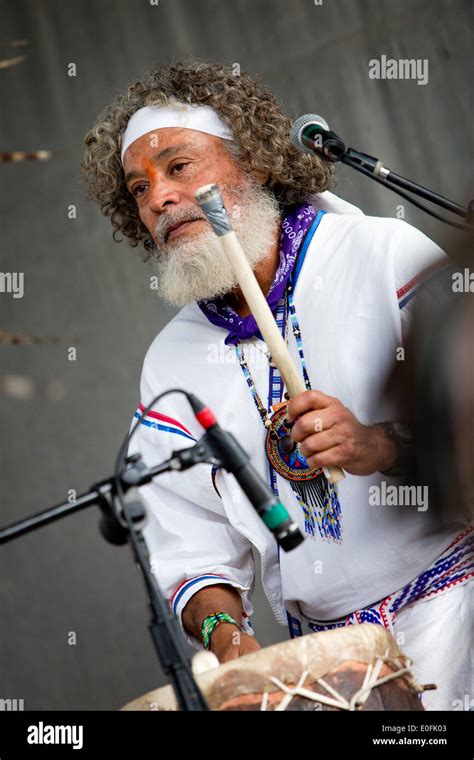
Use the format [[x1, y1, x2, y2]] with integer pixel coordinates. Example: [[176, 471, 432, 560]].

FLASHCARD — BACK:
[[120, 103, 234, 164]]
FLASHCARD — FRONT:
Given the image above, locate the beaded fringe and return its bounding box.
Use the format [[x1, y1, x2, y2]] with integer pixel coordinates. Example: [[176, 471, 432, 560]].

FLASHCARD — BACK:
[[291, 475, 342, 542]]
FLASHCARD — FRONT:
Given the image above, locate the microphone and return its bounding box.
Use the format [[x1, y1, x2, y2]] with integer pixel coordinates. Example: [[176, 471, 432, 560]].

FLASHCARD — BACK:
[[187, 393, 304, 551], [291, 114, 346, 161]]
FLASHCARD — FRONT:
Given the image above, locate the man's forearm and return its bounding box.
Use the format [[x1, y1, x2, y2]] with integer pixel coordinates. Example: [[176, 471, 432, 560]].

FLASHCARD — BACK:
[[181, 583, 244, 643]]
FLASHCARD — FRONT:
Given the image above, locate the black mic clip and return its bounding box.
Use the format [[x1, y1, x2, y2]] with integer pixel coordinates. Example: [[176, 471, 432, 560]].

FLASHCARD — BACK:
[[316, 128, 346, 161], [121, 444, 221, 484], [96, 460, 148, 546]]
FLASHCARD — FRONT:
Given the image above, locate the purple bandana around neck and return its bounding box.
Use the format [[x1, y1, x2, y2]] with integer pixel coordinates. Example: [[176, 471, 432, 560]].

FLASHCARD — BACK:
[[197, 203, 316, 345]]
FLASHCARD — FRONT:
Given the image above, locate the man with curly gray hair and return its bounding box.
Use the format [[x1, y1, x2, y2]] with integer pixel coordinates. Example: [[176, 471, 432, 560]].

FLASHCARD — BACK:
[[83, 61, 472, 710]]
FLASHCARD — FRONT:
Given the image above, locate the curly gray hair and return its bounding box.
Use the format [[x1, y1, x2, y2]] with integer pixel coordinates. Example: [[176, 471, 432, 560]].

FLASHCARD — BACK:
[[82, 60, 334, 257]]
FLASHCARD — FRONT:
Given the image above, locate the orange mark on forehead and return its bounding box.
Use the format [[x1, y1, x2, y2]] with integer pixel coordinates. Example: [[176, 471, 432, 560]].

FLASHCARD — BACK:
[[142, 157, 158, 178]]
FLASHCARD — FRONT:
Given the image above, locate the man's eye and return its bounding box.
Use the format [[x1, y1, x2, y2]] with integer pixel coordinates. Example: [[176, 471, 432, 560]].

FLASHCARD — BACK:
[[171, 162, 189, 174], [132, 184, 147, 197]]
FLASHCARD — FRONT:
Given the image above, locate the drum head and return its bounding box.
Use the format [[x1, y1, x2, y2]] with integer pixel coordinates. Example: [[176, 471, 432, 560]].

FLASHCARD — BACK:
[[122, 624, 425, 711]]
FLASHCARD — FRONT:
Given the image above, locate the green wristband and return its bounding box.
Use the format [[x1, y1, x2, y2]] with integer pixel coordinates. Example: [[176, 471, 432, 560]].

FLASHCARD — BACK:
[[201, 612, 240, 650]]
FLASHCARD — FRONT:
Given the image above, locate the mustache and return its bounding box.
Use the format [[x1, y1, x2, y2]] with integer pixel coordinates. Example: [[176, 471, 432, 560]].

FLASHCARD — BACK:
[[155, 208, 207, 244]]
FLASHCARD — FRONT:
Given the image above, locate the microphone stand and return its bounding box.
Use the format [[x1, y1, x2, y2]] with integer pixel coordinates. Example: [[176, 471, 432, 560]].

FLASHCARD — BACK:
[[303, 127, 474, 228], [341, 147, 473, 224], [0, 442, 221, 712], [0, 399, 304, 707], [336, 147, 474, 230]]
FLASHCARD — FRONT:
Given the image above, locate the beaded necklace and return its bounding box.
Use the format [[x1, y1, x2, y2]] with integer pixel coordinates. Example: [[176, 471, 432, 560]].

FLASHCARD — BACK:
[[236, 283, 342, 542]]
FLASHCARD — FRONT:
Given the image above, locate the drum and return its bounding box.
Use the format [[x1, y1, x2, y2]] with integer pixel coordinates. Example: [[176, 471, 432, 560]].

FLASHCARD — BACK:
[[122, 623, 427, 711]]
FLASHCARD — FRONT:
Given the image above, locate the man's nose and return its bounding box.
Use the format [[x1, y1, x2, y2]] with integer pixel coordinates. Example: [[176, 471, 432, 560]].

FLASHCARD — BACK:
[[147, 178, 181, 212]]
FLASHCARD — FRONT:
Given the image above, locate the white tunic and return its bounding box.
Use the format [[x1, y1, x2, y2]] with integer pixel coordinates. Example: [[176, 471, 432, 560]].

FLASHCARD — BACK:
[[130, 193, 461, 647]]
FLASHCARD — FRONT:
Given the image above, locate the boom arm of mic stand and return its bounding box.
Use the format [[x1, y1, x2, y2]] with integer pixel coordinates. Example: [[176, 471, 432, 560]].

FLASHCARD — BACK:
[[342, 148, 473, 222], [0, 446, 215, 545]]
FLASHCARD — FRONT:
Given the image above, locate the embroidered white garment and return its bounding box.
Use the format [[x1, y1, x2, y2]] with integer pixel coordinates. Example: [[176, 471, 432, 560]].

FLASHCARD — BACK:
[[129, 194, 465, 653]]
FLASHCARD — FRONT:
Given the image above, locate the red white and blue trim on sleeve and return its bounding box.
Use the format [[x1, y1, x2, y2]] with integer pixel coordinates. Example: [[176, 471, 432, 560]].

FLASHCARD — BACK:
[[171, 573, 237, 614], [134, 402, 196, 441], [397, 261, 450, 310], [170, 573, 254, 633], [397, 275, 421, 309]]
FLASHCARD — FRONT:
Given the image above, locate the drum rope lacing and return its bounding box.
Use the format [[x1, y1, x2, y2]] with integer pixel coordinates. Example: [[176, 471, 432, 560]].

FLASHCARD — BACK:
[[259, 651, 427, 711]]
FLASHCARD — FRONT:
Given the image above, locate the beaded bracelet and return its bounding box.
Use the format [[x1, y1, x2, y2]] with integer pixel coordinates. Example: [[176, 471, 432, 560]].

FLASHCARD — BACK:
[[201, 612, 240, 650]]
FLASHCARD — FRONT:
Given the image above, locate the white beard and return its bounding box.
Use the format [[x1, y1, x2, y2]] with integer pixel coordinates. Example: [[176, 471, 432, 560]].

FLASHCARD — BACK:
[[150, 178, 281, 307]]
